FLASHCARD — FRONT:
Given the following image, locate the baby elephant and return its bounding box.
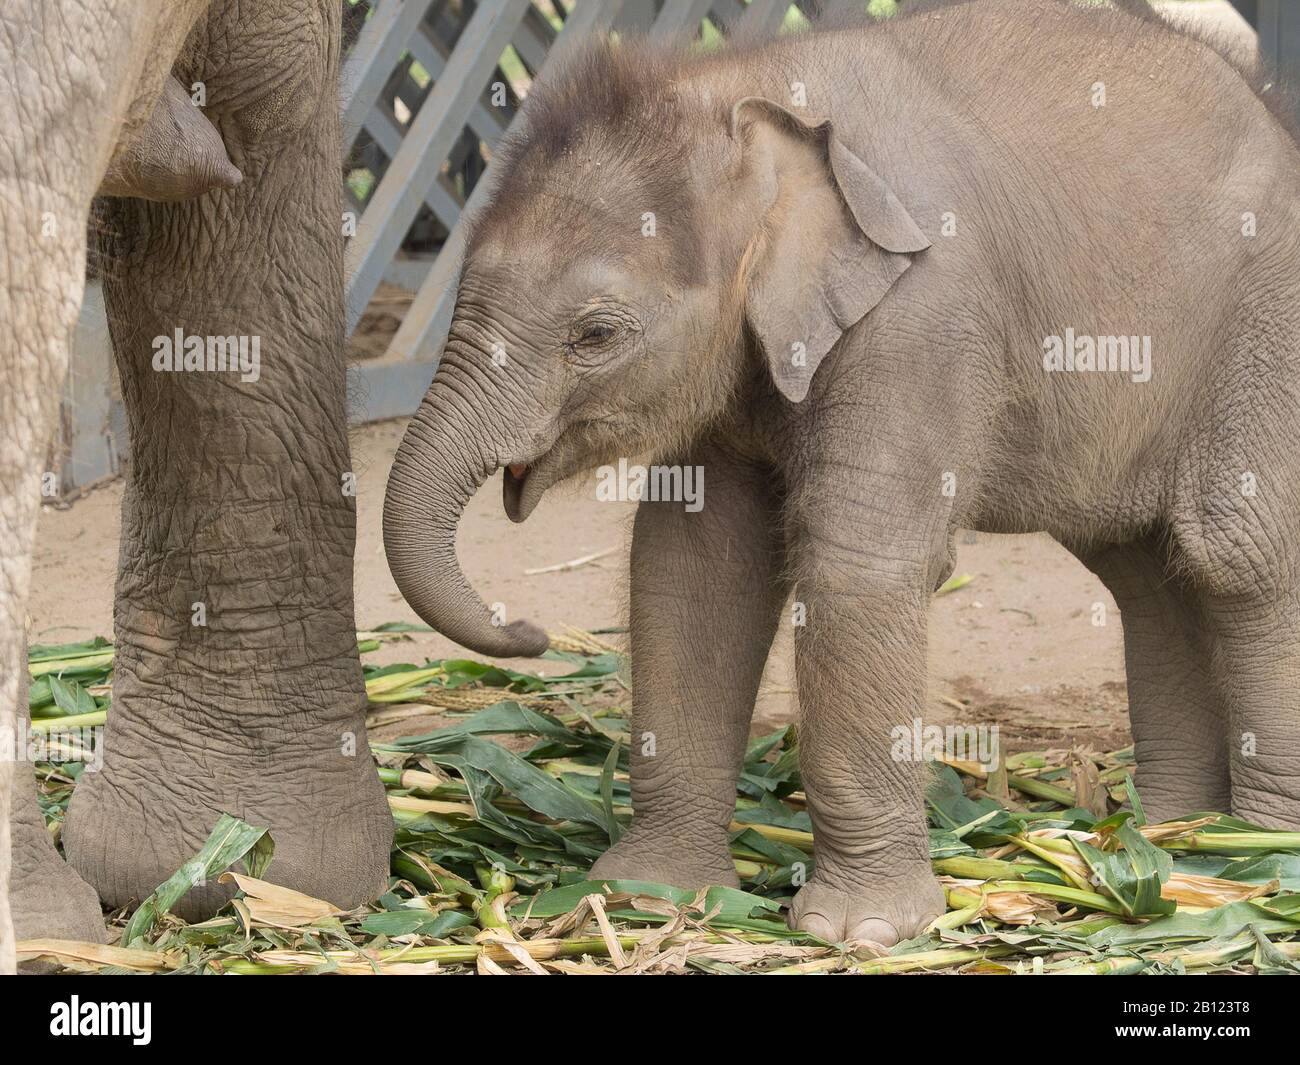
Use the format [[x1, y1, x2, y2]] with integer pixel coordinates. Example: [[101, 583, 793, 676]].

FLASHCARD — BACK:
[[384, 0, 1300, 944]]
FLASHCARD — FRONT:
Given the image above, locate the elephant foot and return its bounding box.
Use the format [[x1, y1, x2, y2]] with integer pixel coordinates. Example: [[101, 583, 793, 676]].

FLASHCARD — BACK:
[[11, 763, 106, 972], [1132, 768, 1232, 825], [590, 829, 740, 890], [13, 831, 105, 944], [1232, 789, 1300, 831], [788, 869, 945, 947], [13, 846, 107, 974], [62, 731, 393, 921]]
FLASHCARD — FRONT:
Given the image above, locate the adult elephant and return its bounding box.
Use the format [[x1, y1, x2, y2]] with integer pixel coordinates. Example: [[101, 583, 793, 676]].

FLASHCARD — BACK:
[[0, 0, 392, 973]]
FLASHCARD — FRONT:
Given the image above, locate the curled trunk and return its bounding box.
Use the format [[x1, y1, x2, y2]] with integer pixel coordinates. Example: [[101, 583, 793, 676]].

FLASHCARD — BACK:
[[384, 379, 549, 658]]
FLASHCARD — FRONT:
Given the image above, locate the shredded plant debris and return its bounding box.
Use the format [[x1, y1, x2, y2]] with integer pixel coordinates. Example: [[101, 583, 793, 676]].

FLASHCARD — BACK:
[[19, 625, 1300, 975]]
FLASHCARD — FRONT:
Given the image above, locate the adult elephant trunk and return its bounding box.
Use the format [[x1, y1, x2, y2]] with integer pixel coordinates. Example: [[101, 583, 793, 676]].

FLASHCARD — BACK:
[[384, 373, 549, 658]]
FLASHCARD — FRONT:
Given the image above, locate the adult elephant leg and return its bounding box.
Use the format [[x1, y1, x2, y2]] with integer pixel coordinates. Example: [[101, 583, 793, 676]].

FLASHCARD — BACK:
[[1073, 538, 1231, 819], [0, 175, 91, 970], [590, 444, 787, 889], [2, 0, 216, 970], [0, 207, 91, 965], [62, 0, 392, 918], [11, 663, 105, 963]]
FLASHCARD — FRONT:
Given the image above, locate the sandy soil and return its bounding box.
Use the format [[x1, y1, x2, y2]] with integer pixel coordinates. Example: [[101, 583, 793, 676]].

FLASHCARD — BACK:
[[31, 418, 1130, 751]]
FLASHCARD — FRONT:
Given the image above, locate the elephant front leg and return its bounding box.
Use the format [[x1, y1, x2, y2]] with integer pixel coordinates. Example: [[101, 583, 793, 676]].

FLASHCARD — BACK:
[[0, 237, 106, 963], [590, 446, 787, 889], [61, 0, 392, 918], [789, 572, 944, 945], [0, 0, 182, 960]]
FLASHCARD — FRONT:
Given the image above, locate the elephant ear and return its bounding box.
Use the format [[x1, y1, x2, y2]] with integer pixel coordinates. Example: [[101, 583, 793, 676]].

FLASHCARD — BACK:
[[731, 97, 930, 402]]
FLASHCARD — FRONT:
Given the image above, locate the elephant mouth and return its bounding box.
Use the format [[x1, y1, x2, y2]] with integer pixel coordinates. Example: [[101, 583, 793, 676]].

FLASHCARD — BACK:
[[503, 455, 559, 524], [503, 462, 531, 522], [502, 434, 593, 523], [504, 422, 624, 524]]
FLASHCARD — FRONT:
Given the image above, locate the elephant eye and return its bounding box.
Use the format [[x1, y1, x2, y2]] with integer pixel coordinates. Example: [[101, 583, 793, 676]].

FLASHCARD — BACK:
[[575, 322, 617, 346], [566, 304, 639, 361]]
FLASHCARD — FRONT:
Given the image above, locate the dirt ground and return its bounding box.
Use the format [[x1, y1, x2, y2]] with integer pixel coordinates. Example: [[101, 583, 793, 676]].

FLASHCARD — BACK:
[[31, 418, 1131, 752]]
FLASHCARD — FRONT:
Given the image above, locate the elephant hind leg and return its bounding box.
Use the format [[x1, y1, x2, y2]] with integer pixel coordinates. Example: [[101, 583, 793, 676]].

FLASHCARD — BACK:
[[1074, 537, 1232, 821], [1203, 590, 1300, 830], [1162, 340, 1300, 828]]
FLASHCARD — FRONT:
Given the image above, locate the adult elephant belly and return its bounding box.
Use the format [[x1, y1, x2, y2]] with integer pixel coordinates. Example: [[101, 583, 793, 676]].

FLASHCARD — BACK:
[[61, 0, 392, 919]]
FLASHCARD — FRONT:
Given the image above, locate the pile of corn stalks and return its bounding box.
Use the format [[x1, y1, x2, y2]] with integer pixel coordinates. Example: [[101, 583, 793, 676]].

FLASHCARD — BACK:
[[19, 626, 1300, 975]]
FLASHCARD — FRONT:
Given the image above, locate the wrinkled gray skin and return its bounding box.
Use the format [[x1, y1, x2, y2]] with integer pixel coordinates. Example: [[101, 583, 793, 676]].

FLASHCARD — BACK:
[[386, 0, 1300, 946], [1, 0, 390, 972]]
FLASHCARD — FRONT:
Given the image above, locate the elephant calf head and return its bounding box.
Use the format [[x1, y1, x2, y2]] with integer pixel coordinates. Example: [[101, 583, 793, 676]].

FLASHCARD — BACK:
[[383, 40, 929, 657]]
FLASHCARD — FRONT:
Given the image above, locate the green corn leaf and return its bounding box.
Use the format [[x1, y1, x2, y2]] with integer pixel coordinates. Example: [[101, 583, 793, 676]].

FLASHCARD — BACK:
[[599, 741, 623, 845], [927, 765, 1017, 842], [121, 814, 272, 946], [1088, 899, 1300, 948], [27, 675, 54, 712], [27, 636, 111, 662], [515, 878, 782, 927], [359, 909, 473, 938], [1124, 776, 1147, 827], [1073, 821, 1174, 918], [47, 674, 98, 716], [1250, 926, 1300, 974]]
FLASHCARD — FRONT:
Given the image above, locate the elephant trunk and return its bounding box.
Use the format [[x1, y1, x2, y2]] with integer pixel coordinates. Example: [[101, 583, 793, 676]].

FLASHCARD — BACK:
[[384, 376, 549, 658]]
